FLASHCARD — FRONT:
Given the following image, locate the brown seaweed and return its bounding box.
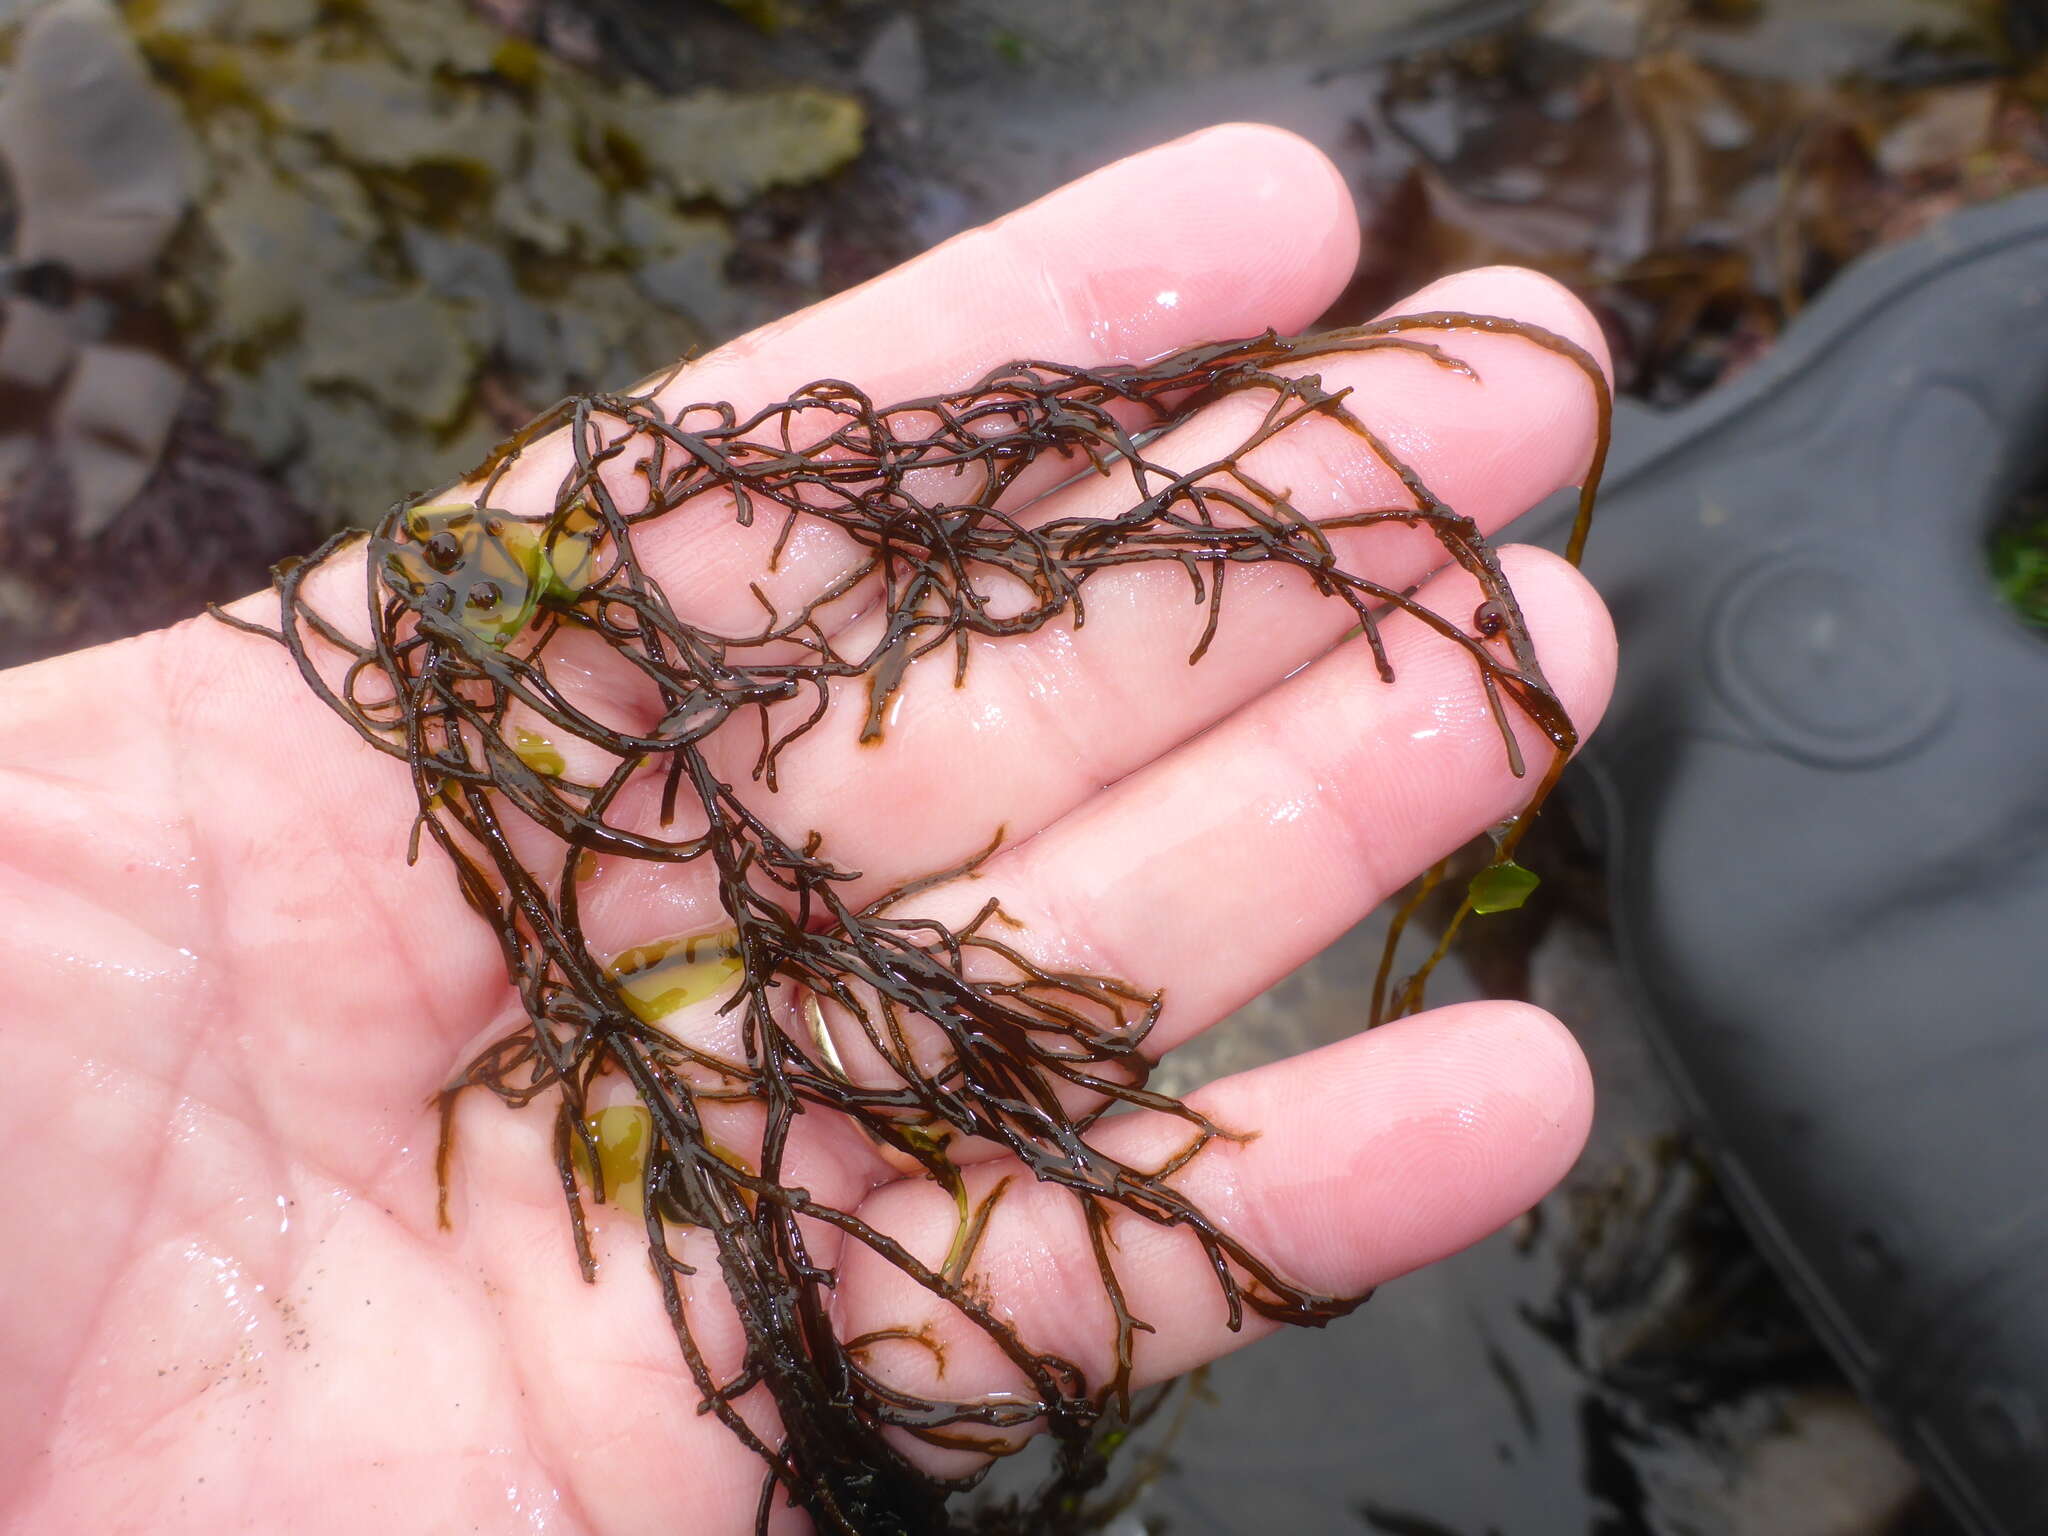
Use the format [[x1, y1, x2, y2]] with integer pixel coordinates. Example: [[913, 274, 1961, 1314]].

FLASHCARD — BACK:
[[213, 312, 1609, 1533]]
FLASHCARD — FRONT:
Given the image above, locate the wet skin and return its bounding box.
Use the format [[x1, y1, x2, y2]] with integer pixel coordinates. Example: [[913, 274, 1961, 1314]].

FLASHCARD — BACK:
[[0, 126, 1612, 1534]]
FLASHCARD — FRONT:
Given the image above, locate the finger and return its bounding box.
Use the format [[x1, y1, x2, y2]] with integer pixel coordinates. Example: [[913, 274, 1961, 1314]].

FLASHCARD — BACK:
[[800, 543, 1614, 1097], [466, 122, 1364, 641], [564, 270, 1609, 952], [741, 267, 1609, 880], [958, 544, 1617, 1049], [832, 999, 1593, 1473]]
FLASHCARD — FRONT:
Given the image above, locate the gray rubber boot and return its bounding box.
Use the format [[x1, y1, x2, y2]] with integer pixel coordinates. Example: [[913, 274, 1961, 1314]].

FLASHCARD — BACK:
[[1533, 188, 2048, 1534]]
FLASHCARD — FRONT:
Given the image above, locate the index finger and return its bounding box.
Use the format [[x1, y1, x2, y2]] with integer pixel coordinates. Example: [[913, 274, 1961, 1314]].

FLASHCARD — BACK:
[[470, 121, 1366, 638]]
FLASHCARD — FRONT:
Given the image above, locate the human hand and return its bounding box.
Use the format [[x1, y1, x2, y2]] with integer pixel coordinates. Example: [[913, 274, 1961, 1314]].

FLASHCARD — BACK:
[[0, 125, 1613, 1533]]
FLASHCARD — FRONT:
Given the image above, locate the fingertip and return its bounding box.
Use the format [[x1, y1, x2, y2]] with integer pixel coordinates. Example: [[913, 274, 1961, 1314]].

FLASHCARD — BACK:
[[1451, 997, 1597, 1157], [1018, 122, 1359, 343], [1492, 542, 1619, 739], [1313, 999, 1594, 1282], [1168, 121, 1362, 281], [713, 125, 1366, 403], [1274, 267, 1609, 534], [1461, 997, 1595, 1210], [1388, 264, 1613, 387], [1423, 998, 1595, 1235]]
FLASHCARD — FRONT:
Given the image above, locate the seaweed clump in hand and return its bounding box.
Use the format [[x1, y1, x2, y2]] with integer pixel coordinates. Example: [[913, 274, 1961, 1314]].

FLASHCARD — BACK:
[[215, 314, 1609, 1533]]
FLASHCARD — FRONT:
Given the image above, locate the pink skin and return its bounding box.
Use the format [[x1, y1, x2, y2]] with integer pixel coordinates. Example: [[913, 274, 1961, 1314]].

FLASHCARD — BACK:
[[0, 125, 1614, 1534]]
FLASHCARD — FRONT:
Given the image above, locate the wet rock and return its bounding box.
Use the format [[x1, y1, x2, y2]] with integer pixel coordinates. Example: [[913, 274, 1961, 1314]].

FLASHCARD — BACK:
[[0, 297, 80, 390], [0, 0, 197, 281], [399, 225, 549, 361], [609, 86, 864, 208], [0, 0, 195, 541], [1877, 82, 2000, 176], [858, 13, 927, 134], [114, 0, 865, 525], [51, 342, 186, 535], [491, 93, 609, 255], [300, 287, 478, 428], [1715, 1391, 1921, 1536], [291, 387, 460, 518], [0, 569, 37, 624], [266, 51, 525, 182], [192, 155, 370, 350], [616, 191, 729, 266], [0, 433, 40, 495], [616, 194, 738, 331], [369, 0, 511, 76], [263, 130, 383, 242], [0, 380, 322, 668], [214, 352, 305, 466], [143, 0, 320, 41], [542, 268, 699, 394], [1532, 0, 1657, 58]]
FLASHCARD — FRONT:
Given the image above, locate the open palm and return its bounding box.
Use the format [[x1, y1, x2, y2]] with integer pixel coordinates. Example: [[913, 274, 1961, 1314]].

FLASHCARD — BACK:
[[0, 127, 1613, 1534]]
